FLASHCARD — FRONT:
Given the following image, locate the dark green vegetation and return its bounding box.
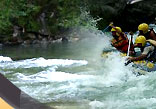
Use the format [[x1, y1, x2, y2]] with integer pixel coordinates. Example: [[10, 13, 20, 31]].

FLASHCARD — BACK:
[[1, 0, 156, 42], [0, 0, 90, 40]]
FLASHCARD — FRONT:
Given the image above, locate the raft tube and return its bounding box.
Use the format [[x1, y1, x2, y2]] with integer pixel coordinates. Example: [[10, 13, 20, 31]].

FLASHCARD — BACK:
[[102, 50, 156, 72]]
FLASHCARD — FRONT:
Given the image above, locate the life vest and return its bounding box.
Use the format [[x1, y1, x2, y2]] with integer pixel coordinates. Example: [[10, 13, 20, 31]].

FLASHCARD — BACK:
[[143, 42, 156, 62], [140, 29, 156, 41], [111, 34, 134, 53]]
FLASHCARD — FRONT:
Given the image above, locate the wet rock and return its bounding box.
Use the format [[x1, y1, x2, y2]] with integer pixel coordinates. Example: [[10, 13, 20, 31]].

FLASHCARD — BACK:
[[88, 0, 156, 31], [32, 40, 40, 44], [41, 38, 49, 44], [13, 25, 24, 37], [52, 38, 62, 43], [88, 0, 127, 29], [23, 40, 32, 45], [114, 0, 156, 31], [3, 37, 23, 46], [62, 37, 68, 43], [27, 33, 36, 39]]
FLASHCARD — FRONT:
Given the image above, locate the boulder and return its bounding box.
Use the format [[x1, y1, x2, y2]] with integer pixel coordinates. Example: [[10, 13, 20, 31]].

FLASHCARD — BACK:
[[114, 0, 156, 31], [88, 0, 156, 32], [87, 0, 127, 30]]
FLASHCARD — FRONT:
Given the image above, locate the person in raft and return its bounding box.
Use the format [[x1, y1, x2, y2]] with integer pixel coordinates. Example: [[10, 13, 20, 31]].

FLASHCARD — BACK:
[[109, 23, 135, 55], [127, 35, 156, 62], [138, 23, 156, 41]]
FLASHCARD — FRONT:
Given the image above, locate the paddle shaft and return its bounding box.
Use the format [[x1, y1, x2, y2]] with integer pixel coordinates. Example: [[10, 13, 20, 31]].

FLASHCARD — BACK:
[[102, 25, 110, 32], [127, 34, 132, 56]]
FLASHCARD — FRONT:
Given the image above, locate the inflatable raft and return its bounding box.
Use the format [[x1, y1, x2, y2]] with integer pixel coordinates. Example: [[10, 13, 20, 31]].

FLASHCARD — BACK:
[[102, 50, 156, 74]]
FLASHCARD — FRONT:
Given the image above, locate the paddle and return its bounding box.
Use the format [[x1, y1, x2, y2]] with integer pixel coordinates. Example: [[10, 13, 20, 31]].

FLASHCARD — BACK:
[[103, 23, 134, 65], [125, 60, 132, 66], [127, 32, 133, 56], [102, 22, 114, 32], [102, 23, 134, 66], [102, 25, 110, 32], [125, 32, 134, 66]]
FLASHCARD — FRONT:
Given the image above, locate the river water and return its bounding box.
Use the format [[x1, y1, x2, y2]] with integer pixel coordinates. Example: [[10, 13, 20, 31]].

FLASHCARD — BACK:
[[1, 29, 156, 109]]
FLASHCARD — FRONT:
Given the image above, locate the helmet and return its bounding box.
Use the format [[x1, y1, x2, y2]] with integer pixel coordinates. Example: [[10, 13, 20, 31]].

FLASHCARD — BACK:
[[138, 23, 149, 34], [111, 27, 122, 33], [135, 35, 146, 46]]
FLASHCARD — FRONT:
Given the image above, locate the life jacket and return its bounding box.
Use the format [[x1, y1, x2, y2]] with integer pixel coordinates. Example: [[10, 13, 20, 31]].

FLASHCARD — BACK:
[[140, 29, 156, 41], [143, 42, 156, 62], [111, 34, 134, 53]]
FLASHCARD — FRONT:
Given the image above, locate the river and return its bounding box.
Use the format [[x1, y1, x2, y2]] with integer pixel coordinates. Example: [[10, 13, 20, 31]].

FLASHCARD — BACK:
[[1, 29, 156, 109]]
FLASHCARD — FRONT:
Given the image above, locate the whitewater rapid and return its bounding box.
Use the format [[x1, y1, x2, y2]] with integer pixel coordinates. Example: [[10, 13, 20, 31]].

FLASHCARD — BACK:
[[1, 27, 156, 108]]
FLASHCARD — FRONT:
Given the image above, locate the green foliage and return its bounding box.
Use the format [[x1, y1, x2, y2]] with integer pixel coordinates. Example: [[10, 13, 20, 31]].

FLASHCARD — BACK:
[[0, 0, 41, 34], [0, 0, 13, 33], [0, 0, 98, 37], [56, 0, 101, 31], [57, 0, 83, 28]]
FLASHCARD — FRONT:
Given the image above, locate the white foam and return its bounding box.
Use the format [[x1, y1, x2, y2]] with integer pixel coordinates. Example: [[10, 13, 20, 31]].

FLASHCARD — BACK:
[[89, 100, 105, 109], [0, 56, 12, 62], [0, 57, 88, 69], [100, 52, 134, 87], [16, 70, 94, 82]]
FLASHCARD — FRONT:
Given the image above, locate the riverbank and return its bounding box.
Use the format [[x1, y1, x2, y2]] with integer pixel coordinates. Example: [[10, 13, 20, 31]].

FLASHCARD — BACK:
[[0, 32, 80, 47]]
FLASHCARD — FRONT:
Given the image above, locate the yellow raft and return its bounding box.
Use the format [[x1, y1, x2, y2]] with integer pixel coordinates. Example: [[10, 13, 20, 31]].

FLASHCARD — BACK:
[[102, 50, 156, 74]]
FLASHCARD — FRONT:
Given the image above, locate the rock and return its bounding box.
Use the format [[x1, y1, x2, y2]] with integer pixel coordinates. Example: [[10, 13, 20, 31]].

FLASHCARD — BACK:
[[13, 25, 24, 37], [88, 0, 127, 29], [62, 37, 68, 43], [88, 0, 156, 31], [41, 38, 48, 44], [32, 40, 40, 44], [114, 0, 156, 31], [27, 33, 37, 39], [23, 40, 32, 45]]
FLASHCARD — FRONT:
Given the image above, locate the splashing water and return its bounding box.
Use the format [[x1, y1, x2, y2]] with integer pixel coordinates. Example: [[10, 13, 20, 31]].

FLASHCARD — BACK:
[[1, 24, 156, 109]]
